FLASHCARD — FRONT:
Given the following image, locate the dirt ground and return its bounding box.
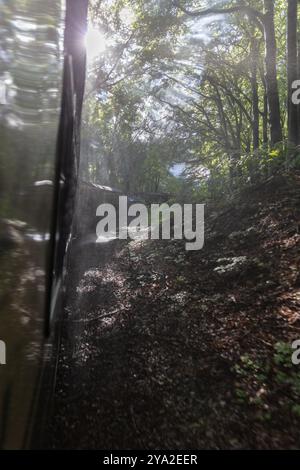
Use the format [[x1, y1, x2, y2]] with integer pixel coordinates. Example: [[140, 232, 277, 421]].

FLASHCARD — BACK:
[[47, 173, 300, 449]]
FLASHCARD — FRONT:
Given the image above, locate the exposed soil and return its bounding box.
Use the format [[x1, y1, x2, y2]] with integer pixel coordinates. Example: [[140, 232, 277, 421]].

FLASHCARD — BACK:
[[47, 173, 300, 449]]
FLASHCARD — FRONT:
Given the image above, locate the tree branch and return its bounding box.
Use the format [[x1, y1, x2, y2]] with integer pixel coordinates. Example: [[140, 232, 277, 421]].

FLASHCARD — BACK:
[[174, 1, 264, 23]]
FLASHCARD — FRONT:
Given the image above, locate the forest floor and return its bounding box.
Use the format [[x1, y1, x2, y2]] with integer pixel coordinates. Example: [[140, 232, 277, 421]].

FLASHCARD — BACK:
[[47, 173, 300, 449]]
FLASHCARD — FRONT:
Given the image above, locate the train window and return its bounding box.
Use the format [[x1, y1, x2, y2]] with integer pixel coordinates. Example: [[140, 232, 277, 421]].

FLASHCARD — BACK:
[[1, 0, 300, 454], [0, 0, 87, 449]]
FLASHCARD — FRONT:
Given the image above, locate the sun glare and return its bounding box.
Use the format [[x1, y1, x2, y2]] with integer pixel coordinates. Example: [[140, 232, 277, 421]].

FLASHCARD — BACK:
[[85, 26, 107, 63]]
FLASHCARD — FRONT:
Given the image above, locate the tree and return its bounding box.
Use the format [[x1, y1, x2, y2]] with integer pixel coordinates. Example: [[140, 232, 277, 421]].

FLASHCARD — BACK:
[[287, 0, 298, 147], [86, 0, 299, 199], [176, 0, 283, 145], [263, 0, 282, 145]]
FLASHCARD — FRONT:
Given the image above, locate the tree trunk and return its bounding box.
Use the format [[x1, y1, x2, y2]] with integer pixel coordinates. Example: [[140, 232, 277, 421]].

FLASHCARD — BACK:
[[259, 64, 269, 146], [263, 89, 269, 145], [250, 38, 260, 150], [263, 0, 283, 145], [287, 0, 298, 148], [297, 5, 300, 144]]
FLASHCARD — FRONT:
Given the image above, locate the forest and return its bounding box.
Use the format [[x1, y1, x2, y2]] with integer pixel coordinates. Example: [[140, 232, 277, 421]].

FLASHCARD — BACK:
[[81, 0, 300, 201]]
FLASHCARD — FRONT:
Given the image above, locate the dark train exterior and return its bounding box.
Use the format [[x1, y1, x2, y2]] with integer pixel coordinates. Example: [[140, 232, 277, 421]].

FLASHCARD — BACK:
[[0, 0, 88, 449]]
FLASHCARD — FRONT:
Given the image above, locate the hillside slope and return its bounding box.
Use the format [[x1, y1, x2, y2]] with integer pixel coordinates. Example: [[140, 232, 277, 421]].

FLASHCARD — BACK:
[[48, 173, 300, 449]]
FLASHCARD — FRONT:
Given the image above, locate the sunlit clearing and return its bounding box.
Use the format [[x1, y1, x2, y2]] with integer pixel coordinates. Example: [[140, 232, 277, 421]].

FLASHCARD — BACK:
[[85, 26, 107, 63]]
